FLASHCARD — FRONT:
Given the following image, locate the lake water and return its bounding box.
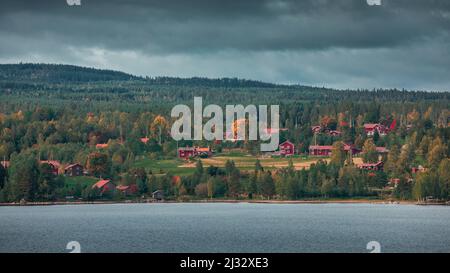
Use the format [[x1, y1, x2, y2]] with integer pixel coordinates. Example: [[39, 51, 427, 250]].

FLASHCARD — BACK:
[[0, 203, 449, 253]]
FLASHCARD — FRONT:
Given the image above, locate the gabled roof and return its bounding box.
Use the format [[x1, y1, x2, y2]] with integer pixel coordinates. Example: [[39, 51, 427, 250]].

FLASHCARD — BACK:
[[364, 123, 380, 129], [328, 130, 342, 135], [40, 160, 61, 168], [280, 140, 294, 146], [92, 179, 112, 189], [140, 137, 150, 144]]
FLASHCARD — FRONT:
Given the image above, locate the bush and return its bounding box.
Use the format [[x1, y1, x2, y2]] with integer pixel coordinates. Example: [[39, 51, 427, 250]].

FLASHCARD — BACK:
[[194, 183, 208, 198]]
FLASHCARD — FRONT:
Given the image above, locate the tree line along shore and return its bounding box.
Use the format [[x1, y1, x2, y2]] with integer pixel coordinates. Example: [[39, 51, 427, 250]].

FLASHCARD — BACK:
[[0, 64, 449, 204]]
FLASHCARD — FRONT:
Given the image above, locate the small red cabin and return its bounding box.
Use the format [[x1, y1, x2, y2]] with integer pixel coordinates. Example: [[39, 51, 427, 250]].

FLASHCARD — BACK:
[[178, 147, 196, 159], [309, 145, 333, 156], [178, 147, 212, 159], [64, 163, 84, 177], [92, 179, 116, 194], [279, 141, 295, 156]]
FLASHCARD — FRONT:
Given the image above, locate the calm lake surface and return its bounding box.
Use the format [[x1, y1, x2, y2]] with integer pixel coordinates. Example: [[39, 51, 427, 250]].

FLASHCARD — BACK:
[[1, 203, 449, 253]]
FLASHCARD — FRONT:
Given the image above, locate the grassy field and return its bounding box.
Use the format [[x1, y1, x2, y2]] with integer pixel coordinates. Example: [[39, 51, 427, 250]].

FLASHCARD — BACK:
[[132, 152, 331, 176], [133, 158, 197, 176], [64, 176, 99, 189]]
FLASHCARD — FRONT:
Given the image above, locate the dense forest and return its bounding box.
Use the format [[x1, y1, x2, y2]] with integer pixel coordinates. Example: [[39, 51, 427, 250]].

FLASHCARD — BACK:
[[0, 63, 449, 203]]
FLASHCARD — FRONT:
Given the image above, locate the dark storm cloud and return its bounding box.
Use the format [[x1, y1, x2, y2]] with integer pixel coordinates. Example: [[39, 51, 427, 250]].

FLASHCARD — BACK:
[[0, 0, 450, 91], [1, 0, 450, 54]]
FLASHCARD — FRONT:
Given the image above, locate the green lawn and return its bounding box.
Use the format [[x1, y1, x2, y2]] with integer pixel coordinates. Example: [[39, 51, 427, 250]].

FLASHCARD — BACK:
[[64, 176, 99, 189], [133, 158, 196, 176], [132, 153, 326, 176]]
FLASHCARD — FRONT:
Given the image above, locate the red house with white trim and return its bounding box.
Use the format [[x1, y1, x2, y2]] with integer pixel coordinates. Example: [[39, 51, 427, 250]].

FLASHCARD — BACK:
[[178, 147, 196, 159], [364, 124, 388, 136], [279, 141, 295, 156], [309, 145, 333, 156], [309, 143, 360, 156]]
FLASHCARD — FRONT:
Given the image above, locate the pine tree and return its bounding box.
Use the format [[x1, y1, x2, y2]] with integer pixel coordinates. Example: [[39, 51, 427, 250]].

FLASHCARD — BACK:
[[438, 159, 450, 199], [259, 171, 275, 199]]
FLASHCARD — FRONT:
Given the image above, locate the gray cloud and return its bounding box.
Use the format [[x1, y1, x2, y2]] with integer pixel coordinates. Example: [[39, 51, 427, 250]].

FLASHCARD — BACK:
[[0, 0, 449, 91]]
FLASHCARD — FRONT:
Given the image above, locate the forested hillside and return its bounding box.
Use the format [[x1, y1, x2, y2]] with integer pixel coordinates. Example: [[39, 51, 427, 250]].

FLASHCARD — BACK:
[[0, 63, 448, 203]]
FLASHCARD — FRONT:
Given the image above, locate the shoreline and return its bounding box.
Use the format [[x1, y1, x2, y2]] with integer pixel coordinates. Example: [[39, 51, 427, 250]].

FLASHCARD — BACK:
[[1, 199, 443, 207]]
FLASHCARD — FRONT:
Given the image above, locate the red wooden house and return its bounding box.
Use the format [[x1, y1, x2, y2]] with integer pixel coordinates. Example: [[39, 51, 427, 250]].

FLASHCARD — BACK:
[[92, 179, 116, 194], [178, 146, 212, 159], [178, 147, 196, 159], [364, 124, 388, 136], [359, 161, 384, 171], [279, 140, 295, 156], [64, 163, 84, 176], [309, 145, 333, 156], [309, 143, 360, 156]]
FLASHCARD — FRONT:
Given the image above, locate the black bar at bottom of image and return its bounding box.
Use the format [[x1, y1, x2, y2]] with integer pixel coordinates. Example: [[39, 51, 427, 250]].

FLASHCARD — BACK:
[[0, 253, 448, 272]]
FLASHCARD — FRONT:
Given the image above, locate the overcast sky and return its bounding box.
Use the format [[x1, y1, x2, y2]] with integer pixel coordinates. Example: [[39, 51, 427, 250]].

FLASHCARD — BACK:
[[1, 0, 450, 91]]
